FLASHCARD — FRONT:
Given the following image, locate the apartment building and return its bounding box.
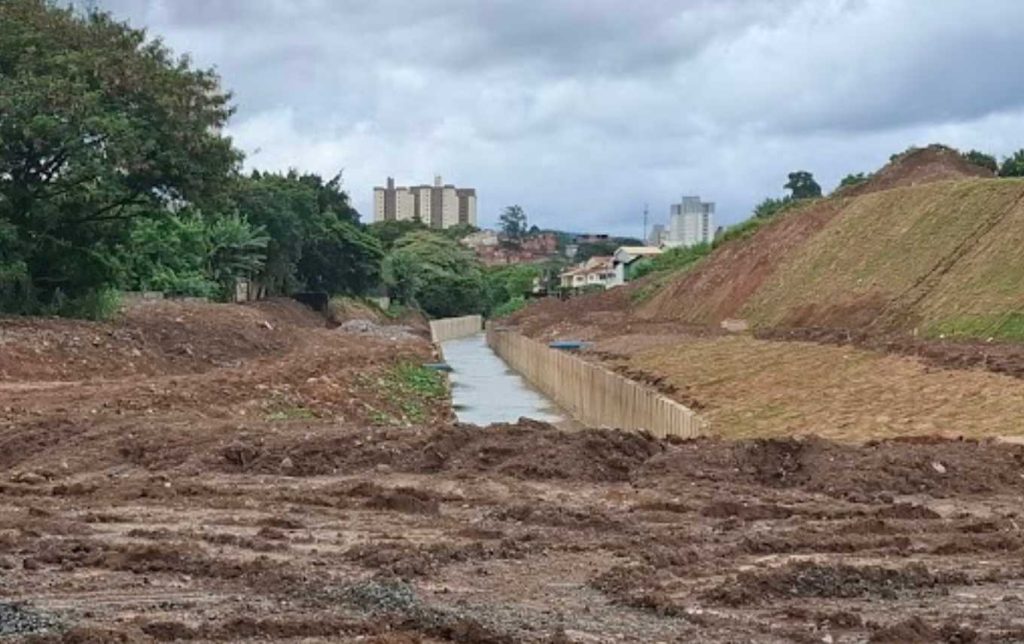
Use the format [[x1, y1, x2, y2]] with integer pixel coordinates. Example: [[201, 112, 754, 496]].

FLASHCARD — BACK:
[[373, 176, 476, 229], [665, 196, 714, 247]]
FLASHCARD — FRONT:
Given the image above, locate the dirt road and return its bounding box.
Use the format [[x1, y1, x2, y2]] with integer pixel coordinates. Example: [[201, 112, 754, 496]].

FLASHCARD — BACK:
[[4, 301, 1024, 642]]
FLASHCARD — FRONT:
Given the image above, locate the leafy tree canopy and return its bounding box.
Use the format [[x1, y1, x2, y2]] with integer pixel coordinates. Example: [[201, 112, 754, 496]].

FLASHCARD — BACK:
[[367, 219, 428, 252], [0, 1, 385, 317], [962, 150, 998, 173], [999, 150, 1024, 177], [784, 171, 822, 199], [0, 0, 239, 312], [482, 264, 539, 315], [118, 211, 267, 299], [381, 231, 483, 318], [438, 223, 479, 241], [575, 240, 619, 262], [233, 170, 378, 296], [499, 205, 527, 239]]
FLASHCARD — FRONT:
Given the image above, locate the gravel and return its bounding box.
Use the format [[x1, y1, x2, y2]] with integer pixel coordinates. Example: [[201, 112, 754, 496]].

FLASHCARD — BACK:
[[0, 602, 60, 637], [337, 319, 420, 340]]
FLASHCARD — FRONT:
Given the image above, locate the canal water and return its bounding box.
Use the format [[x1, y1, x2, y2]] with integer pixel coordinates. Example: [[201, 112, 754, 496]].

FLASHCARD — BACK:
[[441, 333, 566, 425]]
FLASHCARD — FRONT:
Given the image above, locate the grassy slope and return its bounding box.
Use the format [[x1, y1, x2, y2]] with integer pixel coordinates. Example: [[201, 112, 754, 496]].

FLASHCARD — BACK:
[[728, 178, 1024, 337], [625, 335, 1024, 441]]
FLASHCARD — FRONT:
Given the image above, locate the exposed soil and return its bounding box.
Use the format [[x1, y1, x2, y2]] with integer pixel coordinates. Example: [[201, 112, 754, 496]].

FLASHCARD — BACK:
[[837, 144, 995, 198], [635, 199, 845, 326], [4, 301, 1024, 641]]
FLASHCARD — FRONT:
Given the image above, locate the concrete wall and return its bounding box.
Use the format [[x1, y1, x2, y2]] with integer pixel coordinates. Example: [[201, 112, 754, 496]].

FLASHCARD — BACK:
[[487, 328, 705, 439], [429, 315, 483, 343]]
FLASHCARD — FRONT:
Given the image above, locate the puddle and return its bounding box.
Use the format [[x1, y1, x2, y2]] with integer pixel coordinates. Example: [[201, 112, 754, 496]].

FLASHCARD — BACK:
[[441, 333, 565, 426]]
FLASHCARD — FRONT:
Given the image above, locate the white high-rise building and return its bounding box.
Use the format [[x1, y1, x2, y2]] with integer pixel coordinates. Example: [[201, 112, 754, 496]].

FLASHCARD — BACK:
[[373, 176, 476, 229], [665, 196, 714, 247]]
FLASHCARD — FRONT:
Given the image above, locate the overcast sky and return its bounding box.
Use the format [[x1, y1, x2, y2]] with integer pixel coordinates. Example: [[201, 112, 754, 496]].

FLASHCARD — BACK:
[[96, 0, 1024, 236]]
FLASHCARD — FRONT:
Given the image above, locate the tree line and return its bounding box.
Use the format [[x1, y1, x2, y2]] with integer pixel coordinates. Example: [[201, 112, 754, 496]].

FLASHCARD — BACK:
[[0, 1, 535, 320]]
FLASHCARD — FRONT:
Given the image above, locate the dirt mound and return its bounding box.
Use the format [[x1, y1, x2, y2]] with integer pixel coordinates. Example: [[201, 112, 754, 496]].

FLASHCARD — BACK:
[[221, 419, 663, 482], [840, 145, 994, 198], [589, 564, 685, 617], [326, 297, 385, 325], [637, 436, 1024, 498], [506, 287, 636, 341], [0, 298, 325, 382]]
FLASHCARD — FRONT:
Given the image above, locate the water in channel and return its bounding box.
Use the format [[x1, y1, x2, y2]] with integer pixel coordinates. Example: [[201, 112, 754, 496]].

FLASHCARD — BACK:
[[441, 333, 565, 426]]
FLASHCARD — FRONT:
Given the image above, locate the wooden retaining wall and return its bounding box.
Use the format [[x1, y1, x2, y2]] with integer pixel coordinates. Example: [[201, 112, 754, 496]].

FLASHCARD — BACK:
[[430, 315, 483, 343], [487, 328, 706, 439]]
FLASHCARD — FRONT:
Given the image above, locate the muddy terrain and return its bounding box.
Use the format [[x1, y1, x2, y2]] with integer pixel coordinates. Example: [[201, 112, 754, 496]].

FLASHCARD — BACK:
[[4, 301, 1024, 642]]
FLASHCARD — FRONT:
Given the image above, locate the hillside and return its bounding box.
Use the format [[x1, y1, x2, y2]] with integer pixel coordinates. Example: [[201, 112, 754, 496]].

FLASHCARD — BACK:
[[633, 149, 1024, 340]]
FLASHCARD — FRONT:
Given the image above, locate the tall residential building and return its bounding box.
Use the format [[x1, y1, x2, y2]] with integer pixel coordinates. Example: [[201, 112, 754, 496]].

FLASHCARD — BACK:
[[373, 175, 477, 229], [665, 196, 714, 247]]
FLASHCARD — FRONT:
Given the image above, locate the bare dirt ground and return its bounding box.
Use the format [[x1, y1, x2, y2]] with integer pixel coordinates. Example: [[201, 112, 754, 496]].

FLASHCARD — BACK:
[[5, 301, 1024, 642]]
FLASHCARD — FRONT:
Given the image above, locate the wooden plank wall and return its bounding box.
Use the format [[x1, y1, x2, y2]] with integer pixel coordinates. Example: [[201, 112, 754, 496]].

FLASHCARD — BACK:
[[487, 328, 706, 439], [429, 315, 483, 343]]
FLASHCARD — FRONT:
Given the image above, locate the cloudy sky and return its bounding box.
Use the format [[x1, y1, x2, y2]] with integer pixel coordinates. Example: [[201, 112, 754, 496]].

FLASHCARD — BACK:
[[96, 0, 1024, 236]]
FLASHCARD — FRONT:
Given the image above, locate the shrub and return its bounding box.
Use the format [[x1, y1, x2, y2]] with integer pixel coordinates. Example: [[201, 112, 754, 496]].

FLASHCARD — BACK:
[[490, 295, 527, 318], [56, 287, 122, 321], [713, 218, 765, 249]]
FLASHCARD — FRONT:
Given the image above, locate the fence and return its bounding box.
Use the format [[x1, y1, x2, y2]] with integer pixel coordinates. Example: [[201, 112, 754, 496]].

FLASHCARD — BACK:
[[430, 315, 483, 343], [487, 328, 706, 439]]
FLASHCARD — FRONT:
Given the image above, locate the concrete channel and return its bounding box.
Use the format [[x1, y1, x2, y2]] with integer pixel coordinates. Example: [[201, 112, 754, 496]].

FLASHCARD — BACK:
[[429, 314, 703, 436], [441, 333, 568, 426]]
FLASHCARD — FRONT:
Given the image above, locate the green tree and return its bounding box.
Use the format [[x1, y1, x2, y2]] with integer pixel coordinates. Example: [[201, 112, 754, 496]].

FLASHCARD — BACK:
[[784, 171, 822, 199], [482, 264, 539, 314], [0, 0, 239, 313], [119, 210, 268, 298], [231, 172, 318, 294], [367, 219, 428, 251], [231, 170, 378, 296], [999, 150, 1024, 177], [575, 240, 619, 262], [206, 214, 269, 296], [499, 205, 528, 239], [382, 231, 483, 317], [438, 223, 479, 241], [120, 212, 217, 297], [962, 150, 998, 173], [297, 218, 382, 295]]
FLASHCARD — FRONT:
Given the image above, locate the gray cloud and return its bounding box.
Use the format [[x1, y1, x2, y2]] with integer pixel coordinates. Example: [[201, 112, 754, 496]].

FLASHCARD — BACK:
[[97, 0, 1024, 235]]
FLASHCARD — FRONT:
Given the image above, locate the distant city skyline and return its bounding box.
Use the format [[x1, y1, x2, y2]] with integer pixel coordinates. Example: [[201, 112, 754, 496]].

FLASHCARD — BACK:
[[96, 0, 1024, 237]]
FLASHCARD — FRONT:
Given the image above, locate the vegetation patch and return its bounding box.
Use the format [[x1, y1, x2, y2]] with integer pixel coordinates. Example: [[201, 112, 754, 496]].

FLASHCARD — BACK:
[[632, 243, 711, 279], [372, 363, 447, 424], [490, 295, 527, 318], [927, 313, 1024, 342]]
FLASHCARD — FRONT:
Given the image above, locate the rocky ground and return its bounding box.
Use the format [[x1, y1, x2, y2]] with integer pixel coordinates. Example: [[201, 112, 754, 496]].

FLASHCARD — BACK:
[[3, 300, 1024, 642]]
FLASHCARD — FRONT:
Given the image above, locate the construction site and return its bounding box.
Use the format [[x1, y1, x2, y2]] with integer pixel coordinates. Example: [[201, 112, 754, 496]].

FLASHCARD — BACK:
[[2, 147, 1024, 642]]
